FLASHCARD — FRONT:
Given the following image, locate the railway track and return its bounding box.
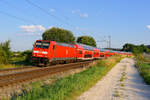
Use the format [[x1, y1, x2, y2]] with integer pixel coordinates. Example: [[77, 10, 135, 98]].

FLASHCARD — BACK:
[[0, 66, 40, 76], [0, 61, 92, 87], [0, 66, 38, 72]]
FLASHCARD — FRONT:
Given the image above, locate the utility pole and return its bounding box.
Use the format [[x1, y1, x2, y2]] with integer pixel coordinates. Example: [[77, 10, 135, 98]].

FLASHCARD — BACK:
[[96, 35, 111, 48], [108, 35, 111, 48]]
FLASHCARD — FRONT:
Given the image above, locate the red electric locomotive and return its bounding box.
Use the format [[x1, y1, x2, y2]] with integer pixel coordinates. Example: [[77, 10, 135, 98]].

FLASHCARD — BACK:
[[32, 40, 76, 66]]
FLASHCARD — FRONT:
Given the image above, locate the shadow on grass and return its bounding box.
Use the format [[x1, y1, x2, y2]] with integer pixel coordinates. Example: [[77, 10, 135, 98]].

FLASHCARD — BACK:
[[11, 60, 33, 66]]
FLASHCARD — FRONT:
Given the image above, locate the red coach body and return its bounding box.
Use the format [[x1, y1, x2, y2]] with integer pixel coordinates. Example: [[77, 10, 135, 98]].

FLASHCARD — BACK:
[[104, 50, 110, 58], [75, 44, 94, 60], [109, 51, 115, 56], [82, 44, 94, 60], [74, 44, 84, 60], [93, 48, 100, 59]]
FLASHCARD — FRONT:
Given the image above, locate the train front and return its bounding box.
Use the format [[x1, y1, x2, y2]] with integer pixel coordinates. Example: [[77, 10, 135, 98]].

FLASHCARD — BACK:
[[32, 40, 50, 66]]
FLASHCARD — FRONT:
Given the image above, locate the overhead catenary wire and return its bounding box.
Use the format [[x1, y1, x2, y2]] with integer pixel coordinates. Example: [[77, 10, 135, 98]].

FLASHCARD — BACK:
[[0, 0, 90, 36], [25, 0, 74, 27], [0, 0, 42, 24], [0, 0, 73, 27], [0, 10, 37, 24]]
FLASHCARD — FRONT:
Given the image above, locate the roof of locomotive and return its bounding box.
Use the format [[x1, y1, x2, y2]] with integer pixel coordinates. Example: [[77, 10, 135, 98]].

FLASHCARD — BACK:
[[76, 43, 96, 51], [35, 40, 75, 48]]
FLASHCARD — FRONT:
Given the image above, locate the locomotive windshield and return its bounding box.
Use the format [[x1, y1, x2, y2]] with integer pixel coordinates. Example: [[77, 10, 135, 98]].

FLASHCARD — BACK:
[[35, 41, 50, 49]]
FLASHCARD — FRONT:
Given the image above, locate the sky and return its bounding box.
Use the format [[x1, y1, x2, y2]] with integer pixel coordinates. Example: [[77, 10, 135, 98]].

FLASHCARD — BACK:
[[0, 0, 150, 51]]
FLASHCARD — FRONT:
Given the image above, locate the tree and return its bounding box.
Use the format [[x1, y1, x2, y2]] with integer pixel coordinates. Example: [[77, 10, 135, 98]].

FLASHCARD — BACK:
[[0, 48, 8, 64], [77, 36, 96, 47], [0, 40, 11, 64], [42, 27, 75, 44], [122, 43, 135, 52]]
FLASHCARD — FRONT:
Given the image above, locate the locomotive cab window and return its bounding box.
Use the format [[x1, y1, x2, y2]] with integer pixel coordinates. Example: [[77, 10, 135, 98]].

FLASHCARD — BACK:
[[35, 41, 50, 49]]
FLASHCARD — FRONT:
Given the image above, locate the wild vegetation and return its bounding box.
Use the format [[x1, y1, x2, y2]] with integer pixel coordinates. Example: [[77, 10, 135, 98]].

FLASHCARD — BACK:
[[135, 54, 150, 85], [0, 40, 32, 69], [12, 56, 123, 100]]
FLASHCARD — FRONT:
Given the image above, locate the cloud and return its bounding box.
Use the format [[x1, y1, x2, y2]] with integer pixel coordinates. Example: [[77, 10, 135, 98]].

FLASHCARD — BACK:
[[50, 8, 55, 12], [19, 25, 46, 33], [72, 10, 88, 18], [71, 10, 75, 14], [71, 9, 80, 14], [80, 13, 88, 18], [146, 25, 150, 29], [19, 25, 46, 36]]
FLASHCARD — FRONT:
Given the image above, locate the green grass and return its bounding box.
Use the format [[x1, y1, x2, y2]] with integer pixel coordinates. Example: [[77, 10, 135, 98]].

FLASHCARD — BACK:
[[0, 56, 25, 69], [136, 62, 150, 85], [11, 56, 122, 100], [0, 64, 24, 69]]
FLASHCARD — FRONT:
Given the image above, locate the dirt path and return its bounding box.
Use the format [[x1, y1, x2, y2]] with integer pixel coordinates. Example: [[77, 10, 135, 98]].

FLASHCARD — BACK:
[[77, 58, 150, 100]]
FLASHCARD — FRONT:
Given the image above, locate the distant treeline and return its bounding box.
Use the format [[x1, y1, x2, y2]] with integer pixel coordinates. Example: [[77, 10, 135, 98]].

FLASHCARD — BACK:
[[105, 48, 122, 51], [122, 43, 150, 55], [106, 43, 150, 55]]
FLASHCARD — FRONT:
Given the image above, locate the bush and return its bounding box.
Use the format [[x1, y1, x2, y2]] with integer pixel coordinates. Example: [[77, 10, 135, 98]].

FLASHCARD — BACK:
[[21, 50, 32, 63], [0, 48, 8, 64], [0, 40, 11, 64]]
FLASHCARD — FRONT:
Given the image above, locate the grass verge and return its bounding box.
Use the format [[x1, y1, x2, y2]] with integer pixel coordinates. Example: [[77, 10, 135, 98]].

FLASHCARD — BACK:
[[136, 61, 150, 85], [0, 64, 24, 69], [12, 56, 123, 100]]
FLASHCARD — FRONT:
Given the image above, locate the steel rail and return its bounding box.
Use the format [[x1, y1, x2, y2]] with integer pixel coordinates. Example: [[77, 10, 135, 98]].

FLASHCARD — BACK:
[[0, 61, 92, 87]]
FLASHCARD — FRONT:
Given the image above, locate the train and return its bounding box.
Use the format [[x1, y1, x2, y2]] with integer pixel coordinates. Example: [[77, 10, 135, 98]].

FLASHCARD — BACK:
[[32, 40, 133, 66]]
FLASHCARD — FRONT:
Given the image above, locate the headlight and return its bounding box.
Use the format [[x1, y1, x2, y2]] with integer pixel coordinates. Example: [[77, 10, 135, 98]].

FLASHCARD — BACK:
[[33, 51, 39, 53], [42, 51, 48, 54]]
